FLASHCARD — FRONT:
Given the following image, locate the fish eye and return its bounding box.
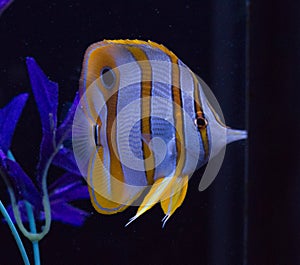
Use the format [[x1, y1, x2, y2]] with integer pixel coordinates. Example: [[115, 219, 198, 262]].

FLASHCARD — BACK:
[[195, 112, 207, 129], [100, 67, 116, 89]]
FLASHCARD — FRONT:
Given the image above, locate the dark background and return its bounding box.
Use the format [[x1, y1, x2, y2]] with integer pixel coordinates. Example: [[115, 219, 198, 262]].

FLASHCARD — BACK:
[[0, 0, 299, 264], [249, 1, 300, 265]]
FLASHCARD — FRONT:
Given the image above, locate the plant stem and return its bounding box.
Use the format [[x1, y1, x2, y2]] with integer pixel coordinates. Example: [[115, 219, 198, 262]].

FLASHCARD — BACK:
[[25, 201, 40, 265], [7, 150, 16, 160], [0, 200, 30, 265], [0, 154, 41, 241], [1, 150, 54, 242]]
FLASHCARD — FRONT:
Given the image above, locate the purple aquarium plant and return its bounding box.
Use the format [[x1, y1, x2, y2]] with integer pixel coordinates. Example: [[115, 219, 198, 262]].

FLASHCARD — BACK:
[[0, 0, 14, 16], [0, 58, 89, 265]]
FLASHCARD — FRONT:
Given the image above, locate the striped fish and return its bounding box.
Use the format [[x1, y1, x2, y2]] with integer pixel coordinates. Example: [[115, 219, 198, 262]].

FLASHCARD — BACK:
[[72, 39, 247, 226]]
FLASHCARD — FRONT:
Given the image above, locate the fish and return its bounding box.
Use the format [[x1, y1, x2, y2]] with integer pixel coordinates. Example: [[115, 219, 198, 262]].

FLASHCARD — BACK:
[[72, 39, 247, 226]]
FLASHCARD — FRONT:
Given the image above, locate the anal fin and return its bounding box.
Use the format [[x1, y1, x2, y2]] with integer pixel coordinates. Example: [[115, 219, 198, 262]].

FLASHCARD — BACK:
[[125, 176, 175, 226], [160, 175, 189, 227]]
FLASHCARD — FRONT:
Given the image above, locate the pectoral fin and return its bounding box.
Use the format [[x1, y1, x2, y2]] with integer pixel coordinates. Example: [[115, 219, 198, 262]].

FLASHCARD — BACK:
[[88, 147, 144, 215], [160, 175, 188, 227]]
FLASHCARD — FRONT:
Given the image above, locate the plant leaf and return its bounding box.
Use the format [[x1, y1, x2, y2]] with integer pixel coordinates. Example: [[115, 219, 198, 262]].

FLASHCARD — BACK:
[[0, 93, 28, 153], [56, 92, 79, 144], [44, 202, 90, 226], [52, 147, 81, 175], [49, 172, 89, 202], [0, 149, 41, 208], [26, 57, 59, 182], [50, 182, 89, 202], [0, 0, 14, 16], [26, 57, 58, 134]]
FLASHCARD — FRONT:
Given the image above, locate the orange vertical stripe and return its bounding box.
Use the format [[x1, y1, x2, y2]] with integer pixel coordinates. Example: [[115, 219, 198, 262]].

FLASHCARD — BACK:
[[192, 73, 209, 158], [126, 46, 155, 185], [150, 43, 186, 178], [170, 58, 186, 176]]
